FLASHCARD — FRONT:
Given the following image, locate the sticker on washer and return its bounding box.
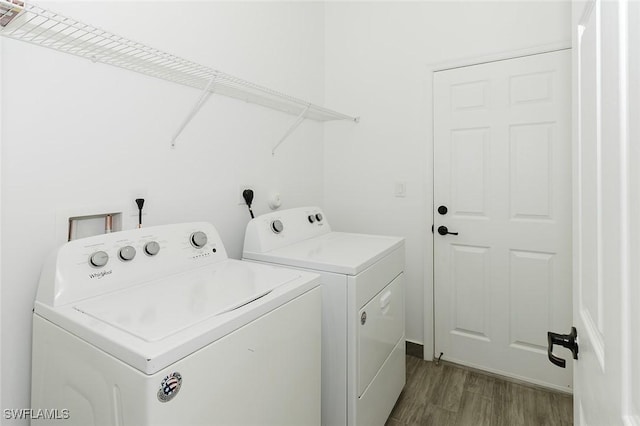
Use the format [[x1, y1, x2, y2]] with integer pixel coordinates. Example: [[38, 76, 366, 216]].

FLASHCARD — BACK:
[[157, 372, 182, 402]]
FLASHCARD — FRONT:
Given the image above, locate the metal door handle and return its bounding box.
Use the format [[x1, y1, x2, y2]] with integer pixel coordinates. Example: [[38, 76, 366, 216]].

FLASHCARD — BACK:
[[437, 226, 458, 236], [547, 327, 578, 368]]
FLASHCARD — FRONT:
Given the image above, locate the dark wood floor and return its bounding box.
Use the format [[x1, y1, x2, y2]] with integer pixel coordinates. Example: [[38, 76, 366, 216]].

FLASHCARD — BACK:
[[386, 356, 573, 426]]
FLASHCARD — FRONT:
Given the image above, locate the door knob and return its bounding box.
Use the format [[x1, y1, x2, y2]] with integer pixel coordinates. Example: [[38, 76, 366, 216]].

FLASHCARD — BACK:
[[547, 327, 579, 368], [437, 226, 458, 236], [438, 205, 448, 215]]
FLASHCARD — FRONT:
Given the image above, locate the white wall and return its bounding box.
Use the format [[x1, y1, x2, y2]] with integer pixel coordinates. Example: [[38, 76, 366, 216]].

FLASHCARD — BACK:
[[1, 1, 327, 418], [324, 1, 572, 353]]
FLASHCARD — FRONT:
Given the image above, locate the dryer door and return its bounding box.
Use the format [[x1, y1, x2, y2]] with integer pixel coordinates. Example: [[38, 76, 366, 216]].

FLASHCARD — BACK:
[[357, 273, 405, 396]]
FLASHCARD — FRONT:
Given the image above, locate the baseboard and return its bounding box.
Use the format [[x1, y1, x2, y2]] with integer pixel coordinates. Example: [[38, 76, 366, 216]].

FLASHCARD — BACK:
[[405, 341, 423, 359]]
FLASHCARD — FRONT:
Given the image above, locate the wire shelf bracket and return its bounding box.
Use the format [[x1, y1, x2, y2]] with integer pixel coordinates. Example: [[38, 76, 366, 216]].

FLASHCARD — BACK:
[[0, 0, 359, 147], [272, 104, 310, 156], [170, 71, 218, 148]]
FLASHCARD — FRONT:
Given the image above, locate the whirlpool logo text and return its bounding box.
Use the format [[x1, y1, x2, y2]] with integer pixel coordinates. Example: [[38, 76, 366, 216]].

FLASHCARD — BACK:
[[89, 270, 112, 279]]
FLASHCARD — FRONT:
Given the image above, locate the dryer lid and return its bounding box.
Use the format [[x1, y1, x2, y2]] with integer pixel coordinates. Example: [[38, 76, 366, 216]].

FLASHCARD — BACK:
[[73, 260, 299, 342], [244, 232, 404, 275]]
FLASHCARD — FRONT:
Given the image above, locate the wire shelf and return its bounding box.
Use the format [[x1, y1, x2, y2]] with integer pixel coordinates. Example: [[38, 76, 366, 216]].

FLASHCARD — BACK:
[[0, 0, 359, 123]]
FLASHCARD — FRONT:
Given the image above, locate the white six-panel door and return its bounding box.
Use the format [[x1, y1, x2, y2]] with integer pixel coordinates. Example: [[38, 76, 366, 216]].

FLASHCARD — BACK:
[[433, 50, 572, 390], [573, 0, 639, 423]]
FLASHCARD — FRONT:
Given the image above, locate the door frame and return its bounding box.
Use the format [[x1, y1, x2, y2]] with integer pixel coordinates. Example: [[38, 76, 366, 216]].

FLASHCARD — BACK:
[[424, 40, 572, 361]]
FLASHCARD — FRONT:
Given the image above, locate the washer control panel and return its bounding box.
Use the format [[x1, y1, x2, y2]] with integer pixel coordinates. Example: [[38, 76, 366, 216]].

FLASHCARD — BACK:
[[39, 222, 228, 307]]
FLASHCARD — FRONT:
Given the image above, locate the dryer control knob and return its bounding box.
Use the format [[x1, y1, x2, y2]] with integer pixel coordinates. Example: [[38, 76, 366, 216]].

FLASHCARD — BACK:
[[190, 231, 208, 249], [315, 213, 323, 222], [271, 220, 284, 234], [144, 241, 160, 256], [307, 215, 316, 223], [89, 251, 109, 268], [119, 245, 136, 262]]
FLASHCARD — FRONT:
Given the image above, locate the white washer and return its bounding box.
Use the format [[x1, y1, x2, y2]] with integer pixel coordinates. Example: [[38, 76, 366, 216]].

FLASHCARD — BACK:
[[243, 207, 405, 426], [31, 222, 321, 426]]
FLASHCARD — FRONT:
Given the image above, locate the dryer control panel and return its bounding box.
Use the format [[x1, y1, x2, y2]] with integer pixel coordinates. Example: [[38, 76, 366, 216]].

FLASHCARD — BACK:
[[37, 222, 228, 307], [243, 206, 331, 253]]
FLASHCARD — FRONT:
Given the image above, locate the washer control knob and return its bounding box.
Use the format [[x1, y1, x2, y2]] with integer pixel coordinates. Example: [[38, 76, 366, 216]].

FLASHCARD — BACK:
[[119, 245, 136, 262], [308, 215, 316, 223], [89, 251, 109, 268], [190, 231, 208, 249], [271, 220, 284, 234], [144, 241, 160, 256], [315, 213, 323, 222]]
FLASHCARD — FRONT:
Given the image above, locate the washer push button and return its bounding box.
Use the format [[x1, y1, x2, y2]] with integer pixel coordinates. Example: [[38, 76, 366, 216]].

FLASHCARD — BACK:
[[89, 251, 109, 268], [118, 246, 136, 262], [144, 241, 160, 256], [190, 231, 208, 249]]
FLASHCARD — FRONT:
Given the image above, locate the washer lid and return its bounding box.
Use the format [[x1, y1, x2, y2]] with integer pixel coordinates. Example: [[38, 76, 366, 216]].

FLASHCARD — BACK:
[[35, 259, 320, 374], [244, 232, 404, 275], [74, 260, 298, 342]]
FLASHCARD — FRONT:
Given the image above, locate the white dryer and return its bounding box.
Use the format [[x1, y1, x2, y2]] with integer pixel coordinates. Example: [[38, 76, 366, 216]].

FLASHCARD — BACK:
[[31, 222, 321, 426], [243, 207, 405, 426]]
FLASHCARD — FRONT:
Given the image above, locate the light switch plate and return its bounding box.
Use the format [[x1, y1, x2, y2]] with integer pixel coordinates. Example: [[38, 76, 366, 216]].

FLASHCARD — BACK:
[[394, 181, 406, 198]]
